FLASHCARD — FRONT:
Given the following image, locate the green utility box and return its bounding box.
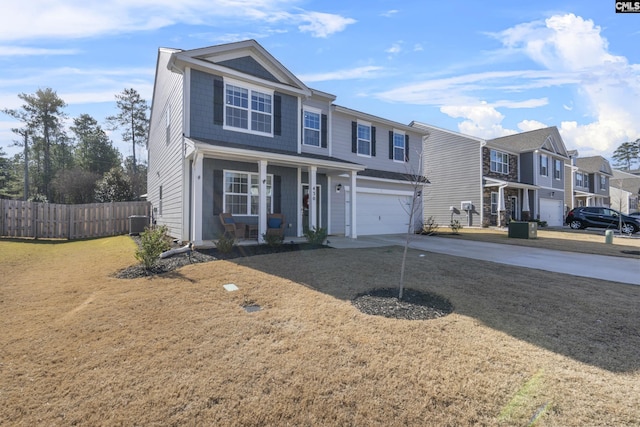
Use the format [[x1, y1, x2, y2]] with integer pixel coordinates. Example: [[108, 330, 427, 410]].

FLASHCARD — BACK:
[[508, 221, 537, 239]]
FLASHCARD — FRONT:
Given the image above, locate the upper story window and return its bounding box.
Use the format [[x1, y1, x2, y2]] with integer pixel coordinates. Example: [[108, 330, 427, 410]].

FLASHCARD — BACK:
[[584, 174, 589, 188], [554, 159, 562, 180], [490, 149, 509, 174], [600, 175, 607, 190], [303, 109, 321, 147], [357, 122, 371, 156], [576, 172, 583, 187], [225, 80, 272, 135], [393, 131, 406, 162], [540, 154, 549, 176], [223, 170, 273, 216]]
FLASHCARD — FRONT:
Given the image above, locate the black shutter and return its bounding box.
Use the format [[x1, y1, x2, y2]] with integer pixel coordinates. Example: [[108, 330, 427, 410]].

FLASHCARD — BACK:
[[351, 121, 357, 153], [274, 176, 282, 214], [371, 126, 376, 157], [213, 79, 223, 126], [389, 130, 394, 160], [405, 134, 410, 162], [274, 95, 282, 136], [321, 114, 327, 148], [213, 169, 223, 215]]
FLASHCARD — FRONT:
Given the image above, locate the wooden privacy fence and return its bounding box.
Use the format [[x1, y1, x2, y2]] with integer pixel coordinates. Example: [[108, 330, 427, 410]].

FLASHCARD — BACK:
[[0, 200, 151, 240]]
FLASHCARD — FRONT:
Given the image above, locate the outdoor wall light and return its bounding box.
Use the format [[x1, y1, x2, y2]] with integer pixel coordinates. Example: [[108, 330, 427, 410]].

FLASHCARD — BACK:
[[336, 183, 342, 193]]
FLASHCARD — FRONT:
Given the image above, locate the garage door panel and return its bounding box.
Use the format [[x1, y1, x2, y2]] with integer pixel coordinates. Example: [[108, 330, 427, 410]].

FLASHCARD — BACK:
[[357, 192, 412, 235], [539, 198, 563, 227]]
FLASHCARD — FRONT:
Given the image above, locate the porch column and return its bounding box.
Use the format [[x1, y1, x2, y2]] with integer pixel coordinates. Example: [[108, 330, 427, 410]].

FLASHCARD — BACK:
[[309, 166, 317, 230], [191, 152, 204, 244], [522, 189, 530, 221], [497, 185, 506, 227], [258, 160, 268, 243], [350, 170, 357, 239]]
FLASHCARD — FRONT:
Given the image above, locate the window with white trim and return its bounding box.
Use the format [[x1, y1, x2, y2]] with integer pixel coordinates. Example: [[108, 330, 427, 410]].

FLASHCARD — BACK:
[[554, 159, 562, 180], [225, 81, 272, 135], [576, 172, 583, 187], [584, 174, 589, 188], [223, 171, 273, 216], [490, 149, 509, 174], [393, 131, 405, 161], [600, 175, 606, 190], [357, 122, 371, 156], [540, 154, 549, 176], [303, 110, 320, 147], [491, 192, 498, 214]]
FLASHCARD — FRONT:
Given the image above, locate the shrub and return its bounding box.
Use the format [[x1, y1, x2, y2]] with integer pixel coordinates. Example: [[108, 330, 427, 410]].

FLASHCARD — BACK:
[[216, 233, 236, 254], [421, 216, 439, 235], [135, 225, 171, 270], [450, 219, 462, 234], [262, 232, 283, 247], [304, 227, 327, 245]]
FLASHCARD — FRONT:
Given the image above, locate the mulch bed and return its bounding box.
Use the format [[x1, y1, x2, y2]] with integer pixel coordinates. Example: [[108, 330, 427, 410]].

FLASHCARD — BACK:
[[352, 288, 454, 320], [114, 239, 327, 279]]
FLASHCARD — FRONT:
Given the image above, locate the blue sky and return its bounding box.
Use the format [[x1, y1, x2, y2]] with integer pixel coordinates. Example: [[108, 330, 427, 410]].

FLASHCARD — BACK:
[[1, 0, 638, 163]]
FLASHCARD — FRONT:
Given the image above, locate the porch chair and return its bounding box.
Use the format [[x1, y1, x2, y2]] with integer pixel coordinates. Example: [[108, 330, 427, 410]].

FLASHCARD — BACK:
[[266, 213, 286, 241], [219, 212, 246, 239]]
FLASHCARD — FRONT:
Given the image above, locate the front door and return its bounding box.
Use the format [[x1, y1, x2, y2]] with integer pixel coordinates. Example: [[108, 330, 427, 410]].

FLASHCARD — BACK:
[[302, 184, 321, 232], [511, 196, 519, 221]]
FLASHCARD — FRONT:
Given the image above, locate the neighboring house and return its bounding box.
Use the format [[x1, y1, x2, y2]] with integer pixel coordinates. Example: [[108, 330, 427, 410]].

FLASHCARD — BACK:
[[609, 169, 640, 213], [565, 153, 612, 209], [413, 123, 569, 227], [147, 40, 428, 245]]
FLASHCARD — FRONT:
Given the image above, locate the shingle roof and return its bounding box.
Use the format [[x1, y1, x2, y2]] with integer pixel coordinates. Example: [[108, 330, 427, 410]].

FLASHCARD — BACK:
[[487, 126, 568, 158], [576, 156, 613, 176], [611, 170, 640, 194]]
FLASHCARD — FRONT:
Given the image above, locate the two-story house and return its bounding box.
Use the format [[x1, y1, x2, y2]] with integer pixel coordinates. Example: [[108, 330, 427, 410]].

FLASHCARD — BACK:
[[565, 153, 612, 209], [412, 123, 569, 228], [609, 169, 640, 213], [147, 40, 428, 245]]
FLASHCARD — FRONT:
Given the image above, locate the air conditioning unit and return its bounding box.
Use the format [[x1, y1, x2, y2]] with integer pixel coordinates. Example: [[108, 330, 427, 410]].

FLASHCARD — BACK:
[[461, 201, 473, 211]]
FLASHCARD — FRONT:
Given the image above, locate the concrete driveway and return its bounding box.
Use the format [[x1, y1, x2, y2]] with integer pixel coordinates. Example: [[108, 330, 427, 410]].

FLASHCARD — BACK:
[[327, 234, 640, 286]]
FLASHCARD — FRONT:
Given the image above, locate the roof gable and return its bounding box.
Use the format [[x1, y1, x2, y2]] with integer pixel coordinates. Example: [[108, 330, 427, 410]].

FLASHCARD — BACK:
[[170, 39, 311, 96], [487, 126, 569, 158], [575, 156, 613, 176]]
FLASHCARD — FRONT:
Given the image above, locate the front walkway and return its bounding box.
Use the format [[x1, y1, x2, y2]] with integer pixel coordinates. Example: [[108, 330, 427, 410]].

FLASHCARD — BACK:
[[327, 234, 640, 286]]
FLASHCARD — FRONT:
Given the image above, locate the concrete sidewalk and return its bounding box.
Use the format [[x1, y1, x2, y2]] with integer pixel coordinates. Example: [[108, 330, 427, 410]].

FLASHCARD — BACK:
[[327, 234, 640, 286]]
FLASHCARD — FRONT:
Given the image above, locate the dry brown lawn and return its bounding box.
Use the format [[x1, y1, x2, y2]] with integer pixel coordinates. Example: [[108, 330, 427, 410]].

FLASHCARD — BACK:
[[1, 233, 639, 426]]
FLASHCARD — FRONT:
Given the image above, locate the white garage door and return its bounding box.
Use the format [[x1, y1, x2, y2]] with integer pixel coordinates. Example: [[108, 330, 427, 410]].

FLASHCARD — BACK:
[[539, 198, 564, 227], [357, 191, 413, 235]]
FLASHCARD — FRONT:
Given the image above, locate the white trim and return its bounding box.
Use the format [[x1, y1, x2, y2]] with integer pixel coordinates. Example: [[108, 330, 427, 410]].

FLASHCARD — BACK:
[[222, 169, 274, 216], [356, 120, 372, 157], [302, 107, 322, 147], [357, 187, 415, 197], [392, 128, 406, 163], [222, 77, 274, 137], [183, 67, 191, 138]]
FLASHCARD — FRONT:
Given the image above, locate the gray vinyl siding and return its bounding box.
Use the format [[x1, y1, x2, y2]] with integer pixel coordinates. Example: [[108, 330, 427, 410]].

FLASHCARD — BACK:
[[520, 152, 534, 184], [218, 56, 280, 83], [189, 69, 299, 152], [331, 110, 423, 175], [422, 127, 483, 228], [202, 159, 300, 240], [147, 49, 185, 240], [301, 98, 331, 156]]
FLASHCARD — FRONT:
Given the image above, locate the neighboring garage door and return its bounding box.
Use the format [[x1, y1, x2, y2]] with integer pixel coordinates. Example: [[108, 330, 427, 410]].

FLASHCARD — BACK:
[[357, 191, 413, 235], [539, 198, 564, 226]]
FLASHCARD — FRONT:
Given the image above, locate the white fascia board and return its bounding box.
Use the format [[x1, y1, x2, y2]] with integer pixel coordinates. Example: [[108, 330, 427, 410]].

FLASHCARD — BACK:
[[189, 139, 365, 172], [333, 105, 427, 135], [484, 177, 538, 190], [172, 55, 311, 98]]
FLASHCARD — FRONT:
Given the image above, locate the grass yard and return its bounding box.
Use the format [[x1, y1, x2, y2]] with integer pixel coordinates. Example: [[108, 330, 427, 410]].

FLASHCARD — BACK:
[[1, 234, 639, 426]]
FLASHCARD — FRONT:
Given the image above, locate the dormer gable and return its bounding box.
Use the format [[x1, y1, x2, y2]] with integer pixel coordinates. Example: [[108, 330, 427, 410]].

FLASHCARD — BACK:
[[169, 39, 312, 97]]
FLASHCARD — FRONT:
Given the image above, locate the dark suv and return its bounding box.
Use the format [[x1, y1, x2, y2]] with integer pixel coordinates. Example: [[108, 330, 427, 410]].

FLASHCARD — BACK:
[[565, 207, 640, 234]]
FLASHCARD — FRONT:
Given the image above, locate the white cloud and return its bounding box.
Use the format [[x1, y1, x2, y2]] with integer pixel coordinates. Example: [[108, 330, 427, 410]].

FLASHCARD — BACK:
[[0, 0, 355, 41], [297, 11, 356, 38], [298, 66, 384, 82], [385, 42, 402, 55], [0, 46, 80, 56], [380, 10, 399, 18]]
